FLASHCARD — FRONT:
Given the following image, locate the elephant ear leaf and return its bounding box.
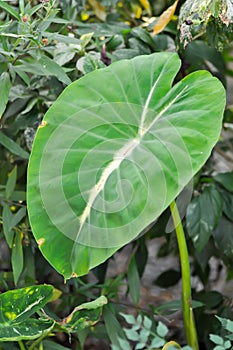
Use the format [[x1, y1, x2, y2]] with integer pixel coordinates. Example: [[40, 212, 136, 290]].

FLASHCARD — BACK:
[[27, 52, 225, 279]]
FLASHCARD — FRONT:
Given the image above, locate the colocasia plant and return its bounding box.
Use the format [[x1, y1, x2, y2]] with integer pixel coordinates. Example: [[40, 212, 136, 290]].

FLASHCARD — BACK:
[[26, 52, 225, 349]]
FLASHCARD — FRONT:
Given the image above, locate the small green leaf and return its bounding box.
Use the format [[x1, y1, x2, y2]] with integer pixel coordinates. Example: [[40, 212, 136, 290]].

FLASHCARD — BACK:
[[118, 338, 131, 350], [156, 322, 168, 338], [150, 336, 166, 348], [10, 207, 26, 230], [5, 166, 17, 200], [127, 255, 140, 305], [216, 316, 233, 333], [120, 313, 136, 325], [210, 334, 224, 345], [135, 342, 147, 350], [11, 232, 24, 285], [143, 316, 152, 330], [123, 328, 139, 341], [58, 296, 107, 332], [0, 1, 20, 20], [224, 340, 232, 349], [0, 132, 29, 159], [139, 327, 150, 343], [2, 204, 14, 248], [0, 72, 11, 119]]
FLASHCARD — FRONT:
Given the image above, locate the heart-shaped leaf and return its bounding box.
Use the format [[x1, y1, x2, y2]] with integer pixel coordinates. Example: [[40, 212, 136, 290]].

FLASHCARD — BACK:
[[27, 52, 225, 279]]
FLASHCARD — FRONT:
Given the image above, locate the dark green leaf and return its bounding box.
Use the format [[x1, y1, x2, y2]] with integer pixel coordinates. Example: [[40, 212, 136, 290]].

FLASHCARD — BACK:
[[155, 299, 203, 314], [103, 304, 127, 346], [127, 255, 140, 305], [43, 340, 71, 350], [0, 132, 29, 159], [0, 72, 11, 119], [11, 232, 24, 285], [2, 204, 14, 248], [213, 217, 233, 264], [154, 269, 180, 288], [218, 189, 233, 222], [10, 208, 26, 230], [186, 186, 222, 251], [214, 172, 233, 192], [5, 166, 17, 200]]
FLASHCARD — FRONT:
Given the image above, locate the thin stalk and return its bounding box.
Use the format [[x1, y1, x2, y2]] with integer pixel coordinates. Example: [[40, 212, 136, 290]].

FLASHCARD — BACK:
[[18, 340, 26, 350], [170, 200, 199, 350]]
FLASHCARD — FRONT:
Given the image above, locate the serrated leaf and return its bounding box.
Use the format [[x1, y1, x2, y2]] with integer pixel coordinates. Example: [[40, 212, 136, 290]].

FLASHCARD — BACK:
[[209, 334, 224, 345], [153, 0, 178, 35], [0, 72, 11, 120], [143, 316, 152, 330], [150, 336, 166, 348], [27, 52, 225, 278], [123, 328, 139, 341], [216, 316, 233, 333], [120, 313, 136, 325], [156, 321, 168, 338]]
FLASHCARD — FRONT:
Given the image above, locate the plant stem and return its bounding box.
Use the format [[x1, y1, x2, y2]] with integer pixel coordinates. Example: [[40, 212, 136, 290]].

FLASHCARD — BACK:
[[18, 340, 26, 350], [170, 200, 199, 350]]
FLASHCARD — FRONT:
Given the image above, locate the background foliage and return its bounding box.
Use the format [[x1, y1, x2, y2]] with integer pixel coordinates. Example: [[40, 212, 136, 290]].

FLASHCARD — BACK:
[[0, 0, 233, 349]]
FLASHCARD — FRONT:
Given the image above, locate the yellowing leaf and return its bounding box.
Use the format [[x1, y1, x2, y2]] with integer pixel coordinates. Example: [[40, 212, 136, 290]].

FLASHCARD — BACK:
[[131, 4, 143, 19], [88, 0, 106, 21], [153, 0, 179, 35], [139, 0, 151, 15]]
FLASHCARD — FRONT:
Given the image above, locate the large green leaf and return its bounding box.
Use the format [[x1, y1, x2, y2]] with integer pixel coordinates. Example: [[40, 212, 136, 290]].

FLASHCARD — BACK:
[[27, 52, 225, 278]]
